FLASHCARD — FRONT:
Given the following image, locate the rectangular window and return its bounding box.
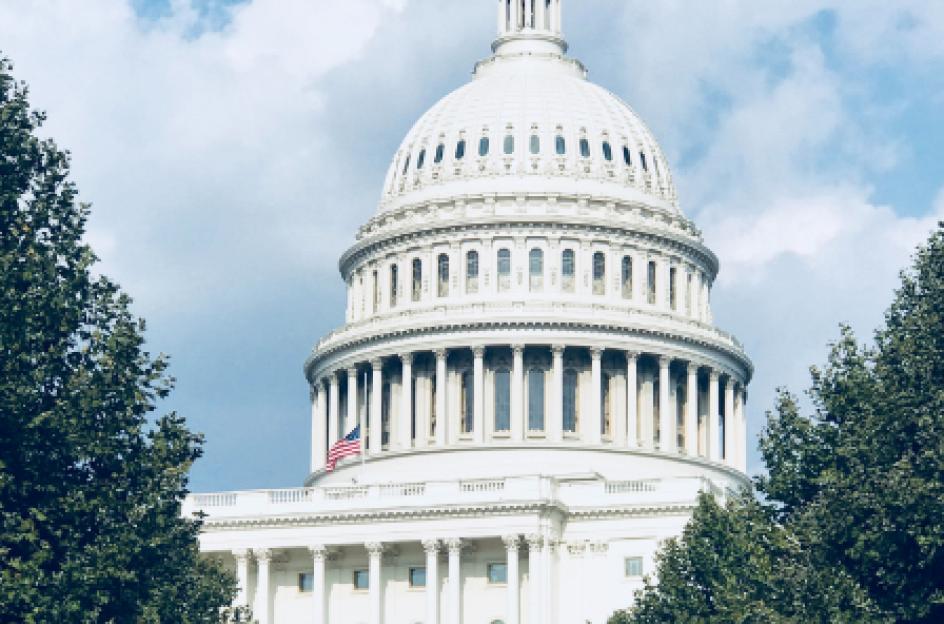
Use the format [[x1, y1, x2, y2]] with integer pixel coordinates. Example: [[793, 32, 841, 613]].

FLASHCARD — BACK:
[[647, 261, 657, 305], [561, 249, 576, 293], [353, 569, 369, 591], [625, 557, 644, 578], [409, 567, 427, 588], [487, 562, 508, 585], [298, 573, 314, 593], [670, 267, 678, 310], [528, 368, 546, 431]]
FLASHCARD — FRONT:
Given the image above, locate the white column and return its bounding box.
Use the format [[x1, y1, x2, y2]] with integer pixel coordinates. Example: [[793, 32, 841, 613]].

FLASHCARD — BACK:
[[708, 370, 721, 462], [511, 345, 525, 442], [658, 357, 674, 452], [254, 549, 271, 624], [510, 0, 521, 31], [447, 539, 463, 624], [535, 0, 547, 30], [424, 540, 441, 624], [498, 0, 507, 35], [310, 545, 327, 624], [550, 346, 565, 443], [588, 348, 603, 444], [738, 388, 748, 472], [626, 352, 638, 448], [523, 0, 532, 28], [400, 354, 413, 450], [312, 383, 327, 472], [527, 535, 544, 624], [473, 347, 485, 444], [233, 549, 250, 606], [347, 367, 358, 435], [370, 360, 383, 455], [435, 349, 448, 446], [685, 363, 699, 457], [724, 378, 736, 466], [328, 375, 340, 446], [503, 535, 520, 624], [367, 542, 383, 624]]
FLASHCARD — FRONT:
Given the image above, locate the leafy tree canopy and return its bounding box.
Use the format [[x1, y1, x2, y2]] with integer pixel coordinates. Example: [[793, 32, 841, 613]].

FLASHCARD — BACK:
[[614, 223, 944, 624], [0, 56, 235, 622]]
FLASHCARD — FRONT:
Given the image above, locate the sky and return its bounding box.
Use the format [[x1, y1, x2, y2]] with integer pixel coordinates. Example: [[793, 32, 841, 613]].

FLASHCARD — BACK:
[[1, 0, 942, 493]]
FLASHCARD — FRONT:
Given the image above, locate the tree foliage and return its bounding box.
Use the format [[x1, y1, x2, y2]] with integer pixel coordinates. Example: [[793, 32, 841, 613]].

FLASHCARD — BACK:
[[0, 57, 235, 622], [614, 223, 944, 624]]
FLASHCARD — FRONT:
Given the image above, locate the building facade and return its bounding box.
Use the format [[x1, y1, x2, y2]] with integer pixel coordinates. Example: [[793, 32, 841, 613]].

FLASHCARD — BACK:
[[184, 2, 753, 623]]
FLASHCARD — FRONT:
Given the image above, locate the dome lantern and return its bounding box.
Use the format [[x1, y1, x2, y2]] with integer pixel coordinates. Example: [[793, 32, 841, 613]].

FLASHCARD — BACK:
[[493, 0, 567, 57]]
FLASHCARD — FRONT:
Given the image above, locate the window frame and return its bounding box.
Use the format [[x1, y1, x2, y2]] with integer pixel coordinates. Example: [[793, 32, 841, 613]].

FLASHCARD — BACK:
[[625, 556, 644, 578], [487, 562, 508, 585], [494, 368, 511, 433], [298, 572, 314, 593], [353, 569, 370, 591], [479, 136, 490, 157], [409, 566, 427, 589]]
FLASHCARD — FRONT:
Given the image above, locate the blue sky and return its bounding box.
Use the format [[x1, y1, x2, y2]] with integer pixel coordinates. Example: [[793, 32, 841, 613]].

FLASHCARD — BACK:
[[1, 0, 942, 492]]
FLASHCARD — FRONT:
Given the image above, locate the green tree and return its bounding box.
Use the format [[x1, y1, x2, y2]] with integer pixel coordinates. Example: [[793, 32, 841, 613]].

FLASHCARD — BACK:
[[614, 224, 944, 623], [0, 57, 235, 622]]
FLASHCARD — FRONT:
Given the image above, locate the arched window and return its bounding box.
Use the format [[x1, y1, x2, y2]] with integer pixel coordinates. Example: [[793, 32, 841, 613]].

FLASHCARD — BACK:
[[563, 369, 578, 433], [528, 368, 545, 431], [647, 260, 657, 305], [434, 143, 445, 164], [412, 258, 422, 302], [494, 368, 511, 432], [466, 250, 480, 294], [417, 149, 426, 170], [561, 249, 575, 293], [592, 252, 606, 295], [455, 139, 466, 160], [669, 266, 678, 310], [479, 136, 490, 157], [401, 154, 411, 175], [622, 256, 633, 299], [461, 370, 474, 434], [579, 138, 591, 158], [529, 134, 540, 155], [503, 134, 515, 155], [623, 146, 632, 167], [602, 141, 613, 161], [555, 135, 566, 155], [390, 264, 399, 307], [438, 253, 450, 297], [497, 248, 511, 292], [640, 151, 648, 171], [529, 248, 544, 291]]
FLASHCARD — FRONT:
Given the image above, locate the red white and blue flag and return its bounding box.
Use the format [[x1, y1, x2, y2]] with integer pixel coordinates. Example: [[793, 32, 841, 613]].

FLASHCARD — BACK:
[[326, 425, 361, 472]]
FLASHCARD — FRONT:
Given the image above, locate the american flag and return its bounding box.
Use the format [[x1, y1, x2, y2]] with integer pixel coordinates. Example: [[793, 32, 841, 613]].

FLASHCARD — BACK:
[[326, 425, 361, 472]]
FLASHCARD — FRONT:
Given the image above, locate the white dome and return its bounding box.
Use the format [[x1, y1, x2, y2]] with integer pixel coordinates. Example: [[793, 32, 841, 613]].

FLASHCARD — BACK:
[[380, 33, 679, 215]]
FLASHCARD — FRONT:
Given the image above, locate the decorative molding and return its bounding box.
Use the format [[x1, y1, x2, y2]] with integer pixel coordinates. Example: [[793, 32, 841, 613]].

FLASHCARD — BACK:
[[502, 534, 520, 551]]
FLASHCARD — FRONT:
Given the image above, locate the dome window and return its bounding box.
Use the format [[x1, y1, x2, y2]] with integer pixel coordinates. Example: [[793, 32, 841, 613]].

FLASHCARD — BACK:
[[640, 151, 648, 171], [412, 259, 423, 302], [580, 138, 591, 158], [647, 260, 657, 305], [401, 154, 411, 175], [622, 256, 633, 299], [670, 266, 678, 310], [438, 253, 450, 297], [529, 134, 540, 155], [466, 250, 480, 294], [455, 139, 466, 160], [592, 252, 606, 295], [623, 146, 632, 167], [503, 134, 515, 155], [561, 249, 575, 293], [494, 368, 511, 432], [529, 248, 544, 291], [497, 248, 511, 292], [563, 368, 578, 433], [417, 149, 426, 170], [479, 136, 490, 157], [602, 141, 613, 161], [390, 265, 398, 307], [461, 370, 474, 434], [434, 143, 445, 164], [555, 135, 566, 155]]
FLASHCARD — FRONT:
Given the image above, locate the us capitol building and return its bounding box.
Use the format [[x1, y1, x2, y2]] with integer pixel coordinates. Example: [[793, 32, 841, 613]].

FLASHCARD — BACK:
[[184, 2, 753, 623]]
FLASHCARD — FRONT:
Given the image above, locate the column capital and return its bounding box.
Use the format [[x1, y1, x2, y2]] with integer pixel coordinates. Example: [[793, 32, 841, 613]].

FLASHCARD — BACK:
[[365, 542, 384, 557], [552, 344, 566, 357], [526, 534, 544, 550], [687, 361, 699, 374], [710, 369, 721, 382], [329, 374, 340, 387], [590, 347, 603, 360], [347, 367, 358, 378], [659, 355, 672, 368], [502, 534, 520, 551], [472, 346, 486, 358], [422, 539, 440, 555], [309, 544, 328, 560], [400, 352, 414, 365], [512, 344, 525, 356], [370, 358, 383, 370], [233, 548, 250, 561], [625, 350, 638, 362], [253, 548, 272, 562], [434, 348, 448, 360], [445, 538, 463, 554]]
